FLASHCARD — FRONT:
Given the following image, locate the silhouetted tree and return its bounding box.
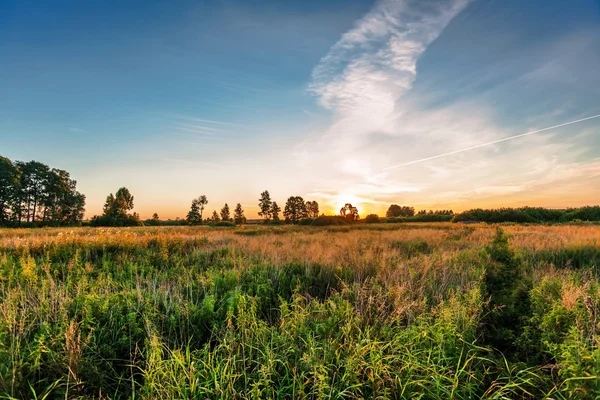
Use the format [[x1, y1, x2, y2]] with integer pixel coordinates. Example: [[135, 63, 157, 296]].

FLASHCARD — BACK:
[[386, 204, 414, 217], [306, 200, 319, 218], [16, 161, 50, 223], [91, 187, 140, 226], [197, 194, 208, 220], [284, 196, 307, 224], [340, 203, 359, 221], [234, 203, 246, 224], [211, 210, 220, 222], [364, 214, 380, 223], [270, 201, 281, 221], [0, 156, 21, 225], [220, 203, 231, 222], [41, 168, 85, 224], [258, 190, 272, 221], [187, 199, 202, 225], [152, 213, 159, 221]]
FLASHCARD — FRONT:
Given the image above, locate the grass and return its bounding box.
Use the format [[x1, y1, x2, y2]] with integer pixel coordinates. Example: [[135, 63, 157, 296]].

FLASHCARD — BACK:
[[0, 223, 598, 399]]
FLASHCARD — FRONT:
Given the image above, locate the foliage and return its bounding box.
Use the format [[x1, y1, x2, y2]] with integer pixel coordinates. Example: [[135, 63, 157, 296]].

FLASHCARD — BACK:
[[270, 201, 281, 222], [0, 223, 598, 399], [233, 203, 246, 225], [340, 203, 359, 221], [364, 213, 380, 223], [220, 203, 231, 222], [186, 195, 208, 225], [386, 214, 454, 223], [386, 204, 415, 217], [305, 200, 319, 219], [480, 228, 532, 357], [283, 196, 307, 224], [452, 206, 600, 223], [258, 190, 272, 221], [311, 215, 352, 226], [90, 187, 141, 227], [0, 156, 85, 227]]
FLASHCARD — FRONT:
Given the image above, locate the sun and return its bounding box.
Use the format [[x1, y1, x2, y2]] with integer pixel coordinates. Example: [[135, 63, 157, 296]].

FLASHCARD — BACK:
[[331, 194, 363, 215]]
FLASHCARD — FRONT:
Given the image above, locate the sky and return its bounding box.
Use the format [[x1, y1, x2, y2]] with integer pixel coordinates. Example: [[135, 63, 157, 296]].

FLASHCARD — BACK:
[[1, 0, 599, 219]]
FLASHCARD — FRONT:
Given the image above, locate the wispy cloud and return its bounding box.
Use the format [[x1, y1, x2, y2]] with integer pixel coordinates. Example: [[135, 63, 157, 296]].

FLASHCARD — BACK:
[[310, 0, 470, 128]]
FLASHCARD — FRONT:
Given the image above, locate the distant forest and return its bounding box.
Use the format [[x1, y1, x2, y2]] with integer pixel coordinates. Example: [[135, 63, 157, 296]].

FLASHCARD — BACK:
[[2, 155, 600, 227]]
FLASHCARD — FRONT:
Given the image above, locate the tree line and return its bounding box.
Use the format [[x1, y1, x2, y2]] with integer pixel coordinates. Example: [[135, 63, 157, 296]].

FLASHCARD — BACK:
[[0, 155, 85, 227], [452, 206, 600, 223], [4, 154, 600, 227], [184, 190, 324, 226]]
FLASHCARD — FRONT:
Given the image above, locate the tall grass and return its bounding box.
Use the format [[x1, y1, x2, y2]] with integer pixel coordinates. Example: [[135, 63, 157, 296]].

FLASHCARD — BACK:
[[0, 223, 598, 398]]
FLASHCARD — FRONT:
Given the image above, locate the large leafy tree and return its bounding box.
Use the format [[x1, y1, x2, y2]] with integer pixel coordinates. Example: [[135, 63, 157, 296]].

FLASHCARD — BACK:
[[16, 160, 50, 223], [42, 168, 85, 224], [258, 190, 272, 221], [306, 200, 319, 218], [234, 203, 246, 224], [0, 156, 21, 225], [340, 203, 359, 221], [0, 156, 85, 226], [283, 196, 307, 224]]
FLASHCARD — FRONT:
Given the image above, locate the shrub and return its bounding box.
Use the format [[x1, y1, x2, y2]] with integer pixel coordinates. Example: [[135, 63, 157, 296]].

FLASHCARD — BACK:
[[311, 215, 352, 226], [364, 214, 380, 223], [212, 221, 235, 227]]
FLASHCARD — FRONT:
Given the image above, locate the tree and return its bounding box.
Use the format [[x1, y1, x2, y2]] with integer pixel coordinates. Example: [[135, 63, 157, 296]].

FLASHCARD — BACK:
[[91, 187, 139, 226], [42, 168, 85, 225], [220, 203, 231, 222], [111, 187, 134, 217], [152, 213, 159, 221], [386, 204, 401, 218], [364, 214, 380, 223], [306, 200, 319, 218], [197, 195, 208, 221], [16, 160, 50, 223], [186, 195, 208, 225], [258, 190, 272, 221], [234, 203, 246, 224], [0, 156, 21, 225], [386, 204, 414, 218], [211, 210, 220, 222], [283, 196, 307, 224], [270, 201, 281, 221], [186, 199, 202, 225], [340, 203, 359, 221]]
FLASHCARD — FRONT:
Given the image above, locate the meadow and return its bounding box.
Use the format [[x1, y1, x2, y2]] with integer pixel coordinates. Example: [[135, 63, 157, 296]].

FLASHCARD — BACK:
[[0, 223, 598, 399]]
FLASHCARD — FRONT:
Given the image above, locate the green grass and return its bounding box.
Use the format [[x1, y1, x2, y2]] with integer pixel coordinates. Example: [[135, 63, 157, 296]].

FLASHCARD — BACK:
[[0, 224, 598, 399]]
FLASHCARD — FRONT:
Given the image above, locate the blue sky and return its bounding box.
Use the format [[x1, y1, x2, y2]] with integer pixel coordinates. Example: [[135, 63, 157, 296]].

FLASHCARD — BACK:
[[1, 0, 599, 218]]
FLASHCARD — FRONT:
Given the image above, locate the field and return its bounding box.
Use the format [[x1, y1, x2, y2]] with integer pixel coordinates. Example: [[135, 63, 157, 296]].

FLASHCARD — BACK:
[[0, 223, 598, 399]]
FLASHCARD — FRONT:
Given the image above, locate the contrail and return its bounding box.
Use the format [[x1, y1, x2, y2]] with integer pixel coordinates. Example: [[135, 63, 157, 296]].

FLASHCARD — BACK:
[[383, 113, 600, 171]]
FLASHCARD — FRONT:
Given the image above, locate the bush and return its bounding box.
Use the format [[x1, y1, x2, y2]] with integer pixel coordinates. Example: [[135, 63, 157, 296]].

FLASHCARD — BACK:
[[364, 214, 380, 223], [212, 221, 236, 227], [311, 215, 352, 226], [452, 206, 600, 224]]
